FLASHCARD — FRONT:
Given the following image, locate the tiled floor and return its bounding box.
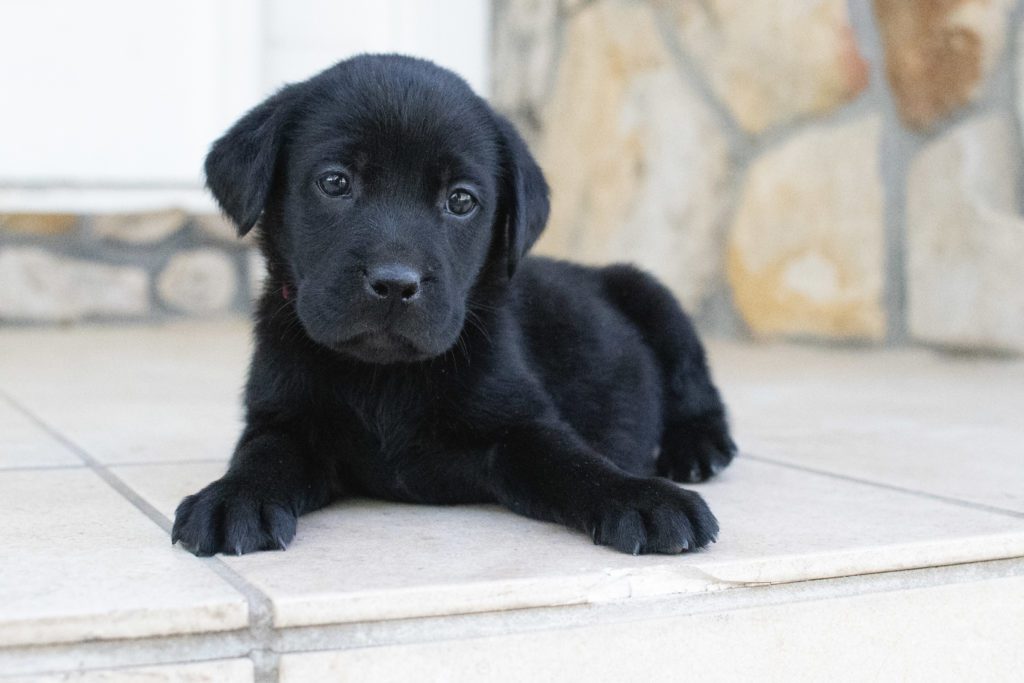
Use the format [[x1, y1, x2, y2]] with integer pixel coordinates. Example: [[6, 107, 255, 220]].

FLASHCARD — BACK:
[[1, 321, 1022, 681]]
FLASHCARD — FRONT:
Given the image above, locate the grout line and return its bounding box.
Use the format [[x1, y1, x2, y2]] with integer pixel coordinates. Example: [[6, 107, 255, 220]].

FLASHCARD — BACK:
[[1013, 0, 1024, 217], [0, 462, 88, 472], [742, 452, 1024, 520], [0, 389, 281, 682], [0, 458, 228, 473], [108, 457, 231, 468], [651, 3, 747, 148], [847, 0, 911, 345], [0, 647, 254, 683]]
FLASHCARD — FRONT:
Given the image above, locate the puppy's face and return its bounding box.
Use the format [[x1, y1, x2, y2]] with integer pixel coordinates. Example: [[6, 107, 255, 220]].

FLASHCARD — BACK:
[[205, 55, 549, 364], [282, 85, 501, 363]]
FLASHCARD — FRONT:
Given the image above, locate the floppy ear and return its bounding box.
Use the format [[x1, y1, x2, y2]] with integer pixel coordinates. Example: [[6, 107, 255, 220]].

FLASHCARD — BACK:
[[494, 114, 550, 278], [204, 86, 298, 236]]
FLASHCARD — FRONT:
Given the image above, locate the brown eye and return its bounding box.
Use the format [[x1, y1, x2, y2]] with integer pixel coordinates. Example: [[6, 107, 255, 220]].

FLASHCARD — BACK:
[[317, 172, 351, 197], [445, 189, 477, 216]]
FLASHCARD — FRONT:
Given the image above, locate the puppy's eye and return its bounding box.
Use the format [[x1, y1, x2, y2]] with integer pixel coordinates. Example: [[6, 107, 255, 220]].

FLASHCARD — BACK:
[[445, 189, 477, 216], [317, 172, 351, 197]]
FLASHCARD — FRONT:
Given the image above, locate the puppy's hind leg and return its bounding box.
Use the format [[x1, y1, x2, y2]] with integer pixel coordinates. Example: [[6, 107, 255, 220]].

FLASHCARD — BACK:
[[601, 265, 736, 483]]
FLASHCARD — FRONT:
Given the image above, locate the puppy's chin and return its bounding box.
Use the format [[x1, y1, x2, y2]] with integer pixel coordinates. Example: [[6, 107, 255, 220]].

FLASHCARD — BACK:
[[300, 317, 460, 365], [331, 330, 435, 365], [295, 295, 466, 365]]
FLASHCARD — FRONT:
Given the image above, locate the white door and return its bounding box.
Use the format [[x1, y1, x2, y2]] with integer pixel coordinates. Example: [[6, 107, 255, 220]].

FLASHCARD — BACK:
[[0, 0, 490, 212]]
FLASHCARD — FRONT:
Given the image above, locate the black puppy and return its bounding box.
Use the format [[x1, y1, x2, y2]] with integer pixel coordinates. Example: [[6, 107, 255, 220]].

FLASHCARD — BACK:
[[172, 55, 736, 557]]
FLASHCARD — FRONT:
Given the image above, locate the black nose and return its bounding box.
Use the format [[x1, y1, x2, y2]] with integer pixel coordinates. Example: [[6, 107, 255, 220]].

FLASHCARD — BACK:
[[363, 264, 422, 302]]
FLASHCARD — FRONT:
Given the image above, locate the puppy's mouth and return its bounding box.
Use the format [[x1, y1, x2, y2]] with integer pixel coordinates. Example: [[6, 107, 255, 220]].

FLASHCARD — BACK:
[[331, 330, 433, 364]]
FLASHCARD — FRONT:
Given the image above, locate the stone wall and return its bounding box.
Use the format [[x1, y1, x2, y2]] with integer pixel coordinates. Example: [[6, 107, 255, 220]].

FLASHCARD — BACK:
[[0, 212, 262, 321], [493, 0, 1024, 354], [3, 0, 1023, 356]]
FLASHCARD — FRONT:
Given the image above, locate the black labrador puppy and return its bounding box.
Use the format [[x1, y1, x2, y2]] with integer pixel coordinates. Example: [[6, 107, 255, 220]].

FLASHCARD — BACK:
[[172, 55, 736, 557]]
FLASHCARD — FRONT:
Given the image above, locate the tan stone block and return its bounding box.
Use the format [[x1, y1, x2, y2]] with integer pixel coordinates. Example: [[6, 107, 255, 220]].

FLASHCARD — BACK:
[[665, 0, 869, 134], [727, 116, 886, 340], [195, 213, 244, 244], [875, 0, 1012, 130], [91, 209, 186, 244], [157, 249, 237, 315], [907, 112, 1024, 353], [535, 0, 731, 311], [0, 213, 78, 235]]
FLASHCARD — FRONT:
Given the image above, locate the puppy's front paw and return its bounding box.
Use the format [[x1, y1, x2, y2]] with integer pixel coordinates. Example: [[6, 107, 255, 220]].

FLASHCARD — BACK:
[[657, 412, 737, 483], [588, 478, 719, 555], [172, 476, 297, 556]]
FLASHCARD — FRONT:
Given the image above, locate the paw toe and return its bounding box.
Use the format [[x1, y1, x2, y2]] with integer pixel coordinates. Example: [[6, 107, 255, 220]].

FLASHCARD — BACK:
[[223, 498, 267, 555], [644, 506, 695, 554], [172, 492, 222, 556], [599, 509, 647, 555], [262, 503, 298, 550]]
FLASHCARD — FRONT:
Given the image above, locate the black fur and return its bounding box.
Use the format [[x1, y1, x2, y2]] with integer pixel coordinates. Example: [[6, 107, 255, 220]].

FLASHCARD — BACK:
[[172, 55, 736, 557]]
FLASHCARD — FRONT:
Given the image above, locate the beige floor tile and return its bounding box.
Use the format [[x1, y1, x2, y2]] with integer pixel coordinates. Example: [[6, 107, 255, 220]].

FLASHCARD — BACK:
[[112, 460, 229, 518], [708, 342, 1024, 513], [0, 468, 248, 647], [9, 659, 253, 683], [0, 397, 80, 469], [0, 322, 248, 464], [114, 458, 1024, 630], [278, 575, 1024, 683], [29, 402, 241, 465]]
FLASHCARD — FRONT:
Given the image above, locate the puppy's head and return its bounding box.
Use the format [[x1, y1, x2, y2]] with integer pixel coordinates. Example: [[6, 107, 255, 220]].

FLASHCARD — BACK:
[[205, 55, 548, 364]]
